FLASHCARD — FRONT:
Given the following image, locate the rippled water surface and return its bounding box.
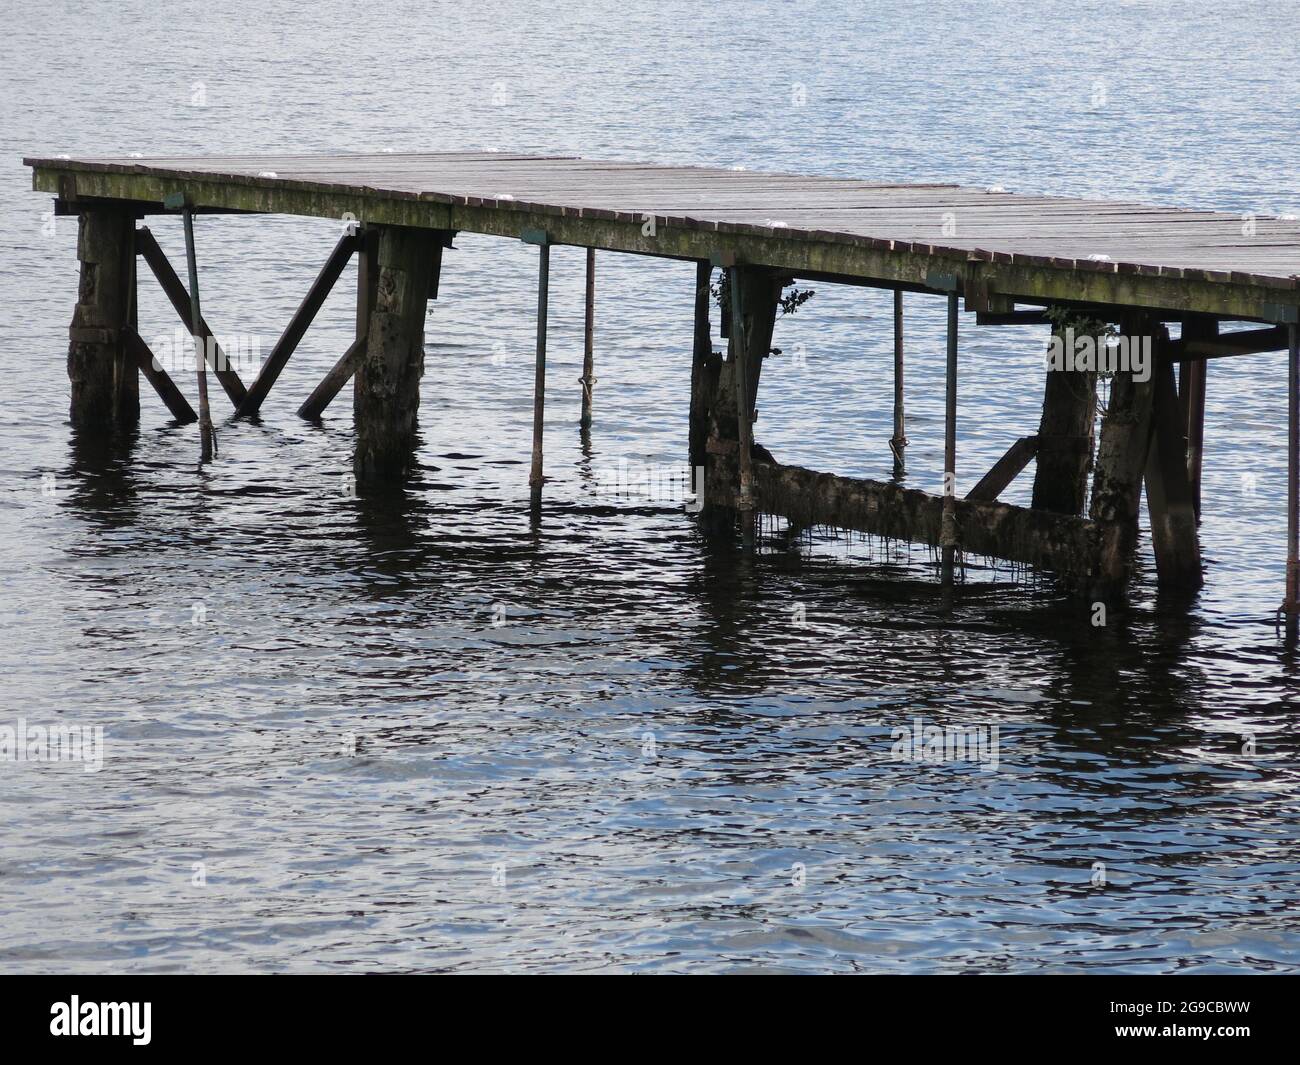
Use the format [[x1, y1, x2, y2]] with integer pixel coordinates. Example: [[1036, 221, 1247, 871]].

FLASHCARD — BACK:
[[2, 1, 1299, 972]]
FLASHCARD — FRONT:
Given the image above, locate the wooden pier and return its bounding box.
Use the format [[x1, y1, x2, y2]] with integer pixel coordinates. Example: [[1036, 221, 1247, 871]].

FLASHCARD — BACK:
[[25, 151, 1300, 614]]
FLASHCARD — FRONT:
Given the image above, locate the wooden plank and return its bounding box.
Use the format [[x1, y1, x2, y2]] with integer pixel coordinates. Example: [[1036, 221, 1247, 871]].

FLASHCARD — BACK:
[[235, 231, 358, 417], [37, 162, 1297, 320], [1169, 324, 1286, 359], [298, 223, 379, 421], [29, 152, 1300, 322]]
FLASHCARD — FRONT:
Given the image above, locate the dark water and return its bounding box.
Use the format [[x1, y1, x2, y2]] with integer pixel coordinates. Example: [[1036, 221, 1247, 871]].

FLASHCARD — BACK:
[[2, 1, 1299, 972]]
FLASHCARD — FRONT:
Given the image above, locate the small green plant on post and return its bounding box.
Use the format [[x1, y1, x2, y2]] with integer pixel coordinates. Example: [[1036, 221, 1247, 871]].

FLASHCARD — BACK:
[[711, 272, 814, 354]]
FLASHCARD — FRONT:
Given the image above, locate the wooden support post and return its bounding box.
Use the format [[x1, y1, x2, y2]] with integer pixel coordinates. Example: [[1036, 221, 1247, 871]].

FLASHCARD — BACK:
[[890, 289, 907, 477], [136, 227, 247, 407], [1032, 326, 1097, 515], [353, 224, 439, 481], [529, 241, 550, 501], [1144, 340, 1203, 587], [299, 225, 378, 419], [941, 292, 959, 595], [1179, 319, 1213, 521], [726, 266, 780, 513], [1284, 323, 1300, 637], [730, 268, 755, 511], [1088, 313, 1157, 598], [68, 207, 137, 428], [236, 232, 358, 417], [121, 222, 141, 423], [688, 260, 714, 471], [579, 247, 596, 429]]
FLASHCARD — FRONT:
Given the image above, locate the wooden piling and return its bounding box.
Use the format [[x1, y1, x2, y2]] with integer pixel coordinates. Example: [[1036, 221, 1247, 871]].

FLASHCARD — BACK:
[[940, 292, 958, 593], [68, 208, 138, 428], [1088, 313, 1157, 597], [1144, 342, 1203, 588], [722, 267, 779, 505], [1285, 323, 1300, 636], [353, 224, 438, 481], [529, 242, 550, 500], [1179, 319, 1212, 521], [890, 289, 906, 477], [579, 247, 595, 429], [1032, 326, 1097, 515], [688, 261, 714, 472]]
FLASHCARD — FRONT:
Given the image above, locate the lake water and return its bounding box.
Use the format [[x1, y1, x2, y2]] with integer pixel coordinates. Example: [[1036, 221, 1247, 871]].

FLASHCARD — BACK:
[[1, 1, 1298, 972]]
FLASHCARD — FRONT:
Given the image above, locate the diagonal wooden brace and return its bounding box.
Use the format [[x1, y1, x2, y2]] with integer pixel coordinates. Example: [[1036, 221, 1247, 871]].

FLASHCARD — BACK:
[[297, 337, 365, 420], [966, 436, 1039, 503], [236, 232, 359, 417], [122, 328, 198, 423], [136, 226, 247, 407]]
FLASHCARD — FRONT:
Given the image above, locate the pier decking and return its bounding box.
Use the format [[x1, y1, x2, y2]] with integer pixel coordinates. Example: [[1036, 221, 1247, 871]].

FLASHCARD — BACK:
[[25, 151, 1300, 617]]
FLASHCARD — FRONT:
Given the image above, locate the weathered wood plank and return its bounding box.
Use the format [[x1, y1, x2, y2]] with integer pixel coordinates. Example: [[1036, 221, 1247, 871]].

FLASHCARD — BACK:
[[30, 155, 1299, 321]]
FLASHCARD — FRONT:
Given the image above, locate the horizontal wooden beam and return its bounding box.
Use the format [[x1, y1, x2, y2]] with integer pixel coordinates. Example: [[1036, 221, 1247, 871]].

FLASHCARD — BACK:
[[975, 310, 1051, 326], [55, 196, 250, 218], [707, 457, 1101, 582], [1166, 325, 1288, 360]]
